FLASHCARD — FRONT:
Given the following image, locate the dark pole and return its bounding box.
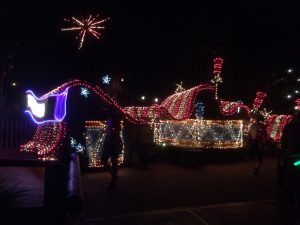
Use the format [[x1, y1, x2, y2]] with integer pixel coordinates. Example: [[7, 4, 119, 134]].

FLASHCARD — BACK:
[[0, 59, 4, 96]]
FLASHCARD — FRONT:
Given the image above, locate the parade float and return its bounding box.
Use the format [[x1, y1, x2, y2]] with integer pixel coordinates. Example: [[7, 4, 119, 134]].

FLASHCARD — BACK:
[[20, 58, 295, 167]]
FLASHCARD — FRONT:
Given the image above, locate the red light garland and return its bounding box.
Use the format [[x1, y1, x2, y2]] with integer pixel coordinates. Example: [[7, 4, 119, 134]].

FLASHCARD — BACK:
[[219, 100, 250, 116], [20, 122, 66, 160], [160, 84, 215, 120], [211, 57, 224, 100], [295, 99, 300, 110], [213, 57, 224, 75], [252, 92, 267, 112], [22, 77, 295, 159], [44, 79, 144, 124], [265, 115, 293, 142]]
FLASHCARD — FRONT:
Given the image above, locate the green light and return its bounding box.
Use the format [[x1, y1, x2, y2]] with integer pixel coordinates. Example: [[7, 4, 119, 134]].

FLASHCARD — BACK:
[[293, 160, 300, 166]]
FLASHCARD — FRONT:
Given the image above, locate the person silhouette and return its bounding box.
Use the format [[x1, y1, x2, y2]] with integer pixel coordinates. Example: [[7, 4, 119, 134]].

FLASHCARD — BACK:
[[101, 109, 122, 191], [281, 111, 300, 155], [279, 111, 300, 220], [249, 114, 266, 174]]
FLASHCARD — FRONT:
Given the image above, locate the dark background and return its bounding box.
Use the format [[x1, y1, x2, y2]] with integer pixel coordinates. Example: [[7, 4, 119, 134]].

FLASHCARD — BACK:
[[1, 1, 300, 114]]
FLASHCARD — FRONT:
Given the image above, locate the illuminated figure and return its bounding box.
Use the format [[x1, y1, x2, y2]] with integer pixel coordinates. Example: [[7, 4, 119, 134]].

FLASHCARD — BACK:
[[195, 102, 205, 119]]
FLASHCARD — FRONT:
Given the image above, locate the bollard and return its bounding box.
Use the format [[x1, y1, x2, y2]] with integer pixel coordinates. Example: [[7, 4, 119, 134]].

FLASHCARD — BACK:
[[66, 153, 83, 214]]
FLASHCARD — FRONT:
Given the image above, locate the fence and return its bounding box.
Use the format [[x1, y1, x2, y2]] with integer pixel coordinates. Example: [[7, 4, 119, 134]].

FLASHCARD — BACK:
[[0, 120, 35, 151]]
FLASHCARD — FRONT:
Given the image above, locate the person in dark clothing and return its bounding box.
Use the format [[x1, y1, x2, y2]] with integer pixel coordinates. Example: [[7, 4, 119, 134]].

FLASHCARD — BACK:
[[281, 112, 300, 155], [249, 115, 267, 175], [278, 111, 300, 221], [101, 109, 122, 191]]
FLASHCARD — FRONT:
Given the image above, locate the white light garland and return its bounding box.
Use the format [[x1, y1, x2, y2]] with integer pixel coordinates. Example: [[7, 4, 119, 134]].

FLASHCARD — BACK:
[[85, 120, 125, 168], [154, 119, 244, 149]]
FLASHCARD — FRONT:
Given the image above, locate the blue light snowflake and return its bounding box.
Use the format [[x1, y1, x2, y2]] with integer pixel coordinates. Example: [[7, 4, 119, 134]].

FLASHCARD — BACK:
[[102, 75, 112, 85], [80, 87, 90, 98]]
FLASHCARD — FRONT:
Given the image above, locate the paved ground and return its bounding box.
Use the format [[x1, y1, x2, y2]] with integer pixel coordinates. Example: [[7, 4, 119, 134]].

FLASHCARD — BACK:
[[79, 155, 293, 225], [2, 154, 300, 225], [0, 167, 44, 208], [84, 201, 282, 225], [81, 156, 277, 219]]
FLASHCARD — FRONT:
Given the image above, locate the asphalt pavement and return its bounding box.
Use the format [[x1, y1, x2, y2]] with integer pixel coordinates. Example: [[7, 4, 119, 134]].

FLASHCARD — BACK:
[[80, 155, 297, 225], [2, 153, 300, 225]]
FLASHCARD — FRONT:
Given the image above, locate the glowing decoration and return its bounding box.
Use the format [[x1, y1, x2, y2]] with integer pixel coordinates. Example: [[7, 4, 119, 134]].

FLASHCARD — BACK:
[[288, 69, 293, 73], [154, 98, 159, 103], [210, 57, 224, 99], [27, 94, 45, 118], [293, 160, 300, 166], [220, 92, 266, 118], [70, 137, 77, 148], [70, 137, 85, 153], [237, 100, 243, 113], [160, 84, 214, 120], [219, 101, 250, 116], [287, 94, 292, 99], [21, 79, 145, 161], [175, 82, 185, 93], [75, 143, 85, 153], [295, 99, 300, 111], [265, 115, 293, 142], [25, 89, 68, 124], [85, 121, 106, 167], [85, 120, 124, 168], [259, 108, 272, 119], [154, 119, 244, 149], [194, 102, 205, 119], [123, 105, 169, 121], [141, 96, 146, 100], [20, 122, 66, 160], [62, 15, 109, 49], [252, 92, 267, 113], [40, 79, 142, 124], [80, 87, 90, 98], [39, 80, 213, 123], [102, 75, 112, 85]]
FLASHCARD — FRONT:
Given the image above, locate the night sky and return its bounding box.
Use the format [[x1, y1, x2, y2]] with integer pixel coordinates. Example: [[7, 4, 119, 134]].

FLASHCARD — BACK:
[[2, 1, 300, 112]]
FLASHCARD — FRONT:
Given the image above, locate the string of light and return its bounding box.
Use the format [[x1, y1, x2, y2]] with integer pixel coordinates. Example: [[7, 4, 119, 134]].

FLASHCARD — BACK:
[[20, 122, 66, 160], [154, 119, 244, 149], [85, 120, 124, 168]]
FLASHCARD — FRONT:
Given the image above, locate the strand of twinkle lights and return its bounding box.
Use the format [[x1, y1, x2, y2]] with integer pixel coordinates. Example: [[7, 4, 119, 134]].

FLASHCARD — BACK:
[[85, 120, 125, 168], [42, 79, 144, 124], [219, 101, 251, 116], [62, 15, 110, 49], [20, 122, 66, 160], [210, 57, 224, 100], [154, 119, 244, 149], [85, 121, 107, 167], [295, 98, 300, 110], [160, 84, 214, 120], [265, 115, 292, 142], [251, 92, 267, 114]]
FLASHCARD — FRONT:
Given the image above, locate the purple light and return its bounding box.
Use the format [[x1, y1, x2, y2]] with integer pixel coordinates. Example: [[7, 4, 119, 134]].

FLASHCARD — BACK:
[[54, 90, 68, 121], [25, 89, 69, 124]]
